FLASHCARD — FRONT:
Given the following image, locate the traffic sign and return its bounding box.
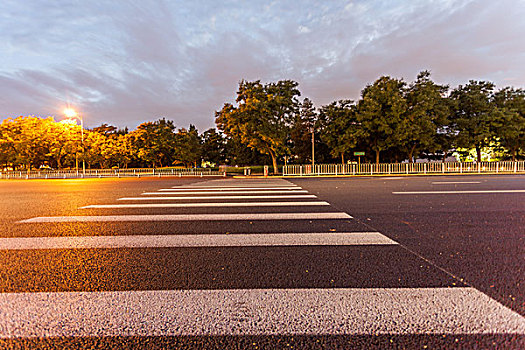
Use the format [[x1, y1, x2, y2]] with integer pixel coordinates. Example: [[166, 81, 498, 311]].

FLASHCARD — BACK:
[[354, 152, 365, 156]]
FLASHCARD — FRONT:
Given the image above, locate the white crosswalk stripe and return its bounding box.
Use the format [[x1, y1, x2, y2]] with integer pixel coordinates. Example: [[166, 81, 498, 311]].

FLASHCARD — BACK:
[[2, 288, 524, 338], [166, 186, 300, 190], [18, 212, 352, 223], [80, 201, 330, 209], [118, 195, 318, 200], [0, 232, 398, 250], [141, 190, 309, 195]]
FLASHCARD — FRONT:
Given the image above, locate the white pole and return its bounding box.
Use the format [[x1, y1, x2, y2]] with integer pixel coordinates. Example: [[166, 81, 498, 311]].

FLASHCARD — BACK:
[[81, 116, 85, 176], [311, 130, 315, 168]]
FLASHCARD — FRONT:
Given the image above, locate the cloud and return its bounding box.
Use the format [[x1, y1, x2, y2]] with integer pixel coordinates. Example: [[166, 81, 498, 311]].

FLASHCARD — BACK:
[[0, 0, 524, 130]]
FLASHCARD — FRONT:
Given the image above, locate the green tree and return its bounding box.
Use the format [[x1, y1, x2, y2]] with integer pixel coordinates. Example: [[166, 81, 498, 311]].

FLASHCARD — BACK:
[[291, 98, 319, 164], [129, 118, 177, 167], [318, 100, 359, 164], [201, 128, 226, 166], [174, 125, 202, 167], [223, 136, 270, 166], [449, 81, 497, 162], [355, 76, 407, 163], [492, 87, 525, 160], [216, 80, 300, 173], [403, 71, 450, 162]]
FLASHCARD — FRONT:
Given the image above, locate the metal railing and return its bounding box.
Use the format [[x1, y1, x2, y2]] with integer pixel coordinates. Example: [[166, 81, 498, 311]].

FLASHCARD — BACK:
[[282, 161, 525, 176], [0, 168, 226, 179]]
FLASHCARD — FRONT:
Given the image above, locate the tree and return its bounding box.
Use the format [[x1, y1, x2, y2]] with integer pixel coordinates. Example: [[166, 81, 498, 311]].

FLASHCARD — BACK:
[[201, 128, 226, 166], [174, 125, 202, 167], [223, 136, 270, 166], [355, 76, 407, 163], [402, 71, 450, 162], [492, 87, 525, 160], [0, 120, 17, 169], [1, 116, 51, 169], [91, 123, 118, 135], [449, 81, 497, 162], [45, 119, 83, 169], [318, 100, 359, 164], [129, 118, 177, 167], [291, 98, 319, 164], [216, 80, 300, 173]]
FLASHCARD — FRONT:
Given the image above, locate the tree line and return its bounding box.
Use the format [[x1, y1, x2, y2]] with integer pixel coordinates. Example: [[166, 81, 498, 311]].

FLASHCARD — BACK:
[[217, 71, 524, 173], [0, 116, 269, 170], [1, 71, 523, 171]]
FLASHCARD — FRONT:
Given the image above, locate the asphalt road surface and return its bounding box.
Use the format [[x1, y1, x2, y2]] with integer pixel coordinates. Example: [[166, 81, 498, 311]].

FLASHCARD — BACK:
[[0, 175, 523, 349]]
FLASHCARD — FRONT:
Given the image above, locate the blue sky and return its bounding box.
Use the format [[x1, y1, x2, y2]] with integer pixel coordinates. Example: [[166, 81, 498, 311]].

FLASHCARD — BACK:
[[1, 0, 524, 130]]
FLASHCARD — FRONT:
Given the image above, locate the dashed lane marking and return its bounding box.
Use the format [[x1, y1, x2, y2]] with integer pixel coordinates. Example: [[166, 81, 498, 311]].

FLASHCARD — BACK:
[[431, 181, 481, 184], [393, 190, 525, 195]]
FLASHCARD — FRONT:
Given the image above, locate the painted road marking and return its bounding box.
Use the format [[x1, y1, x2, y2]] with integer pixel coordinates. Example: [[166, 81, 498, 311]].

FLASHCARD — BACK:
[[142, 190, 308, 195], [118, 195, 318, 200], [0, 232, 397, 250], [18, 212, 352, 223], [164, 187, 300, 191], [80, 201, 330, 209], [431, 181, 481, 184], [170, 186, 300, 190], [1, 288, 523, 338], [393, 190, 525, 195]]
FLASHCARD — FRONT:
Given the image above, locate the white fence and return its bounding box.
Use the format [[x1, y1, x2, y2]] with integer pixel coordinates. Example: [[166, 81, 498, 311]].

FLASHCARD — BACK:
[[0, 168, 226, 179], [282, 161, 525, 176]]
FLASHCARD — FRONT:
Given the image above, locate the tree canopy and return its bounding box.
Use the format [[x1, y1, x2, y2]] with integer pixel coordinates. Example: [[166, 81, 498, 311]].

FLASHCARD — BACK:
[[216, 80, 300, 173]]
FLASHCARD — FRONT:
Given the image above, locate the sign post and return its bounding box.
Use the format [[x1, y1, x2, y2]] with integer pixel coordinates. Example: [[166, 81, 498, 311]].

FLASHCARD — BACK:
[[354, 151, 365, 167]]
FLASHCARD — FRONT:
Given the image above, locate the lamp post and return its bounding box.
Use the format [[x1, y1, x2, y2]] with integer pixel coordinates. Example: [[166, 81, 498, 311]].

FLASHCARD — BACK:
[[311, 127, 315, 168], [64, 108, 85, 176]]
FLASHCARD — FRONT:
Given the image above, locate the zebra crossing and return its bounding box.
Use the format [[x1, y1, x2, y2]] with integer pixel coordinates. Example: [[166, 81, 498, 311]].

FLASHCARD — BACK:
[[1, 178, 524, 345]]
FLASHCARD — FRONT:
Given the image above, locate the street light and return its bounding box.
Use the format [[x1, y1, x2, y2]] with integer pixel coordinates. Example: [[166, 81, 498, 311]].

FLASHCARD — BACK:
[[311, 126, 315, 168], [63, 108, 85, 176]]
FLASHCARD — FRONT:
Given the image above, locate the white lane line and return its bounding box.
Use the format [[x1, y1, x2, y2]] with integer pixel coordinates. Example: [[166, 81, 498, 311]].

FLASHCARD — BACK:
[[18, 212, 352, 223], [2, 287, 524, 337], [165, 187, 300, 191], [142, 190, 308, 195], [118, 195, 318, 201], [80, 201, 330, 209], [431, 181, 481, 184], [393, 190, 525, 195], [0, 232, 397, 250]]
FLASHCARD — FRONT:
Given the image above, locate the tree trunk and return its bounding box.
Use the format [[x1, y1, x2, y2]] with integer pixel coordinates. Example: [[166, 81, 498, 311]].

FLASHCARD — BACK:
[[408, 144, 417, 163], [475, 145, 482, 162], [375, 150, 380, 164], [269, 149, 278, 174], [341, 153, 345, 164]]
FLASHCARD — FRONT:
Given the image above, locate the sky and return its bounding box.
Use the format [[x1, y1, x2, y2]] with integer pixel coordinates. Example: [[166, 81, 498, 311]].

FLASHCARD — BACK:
[[1, 0, 524, 130]]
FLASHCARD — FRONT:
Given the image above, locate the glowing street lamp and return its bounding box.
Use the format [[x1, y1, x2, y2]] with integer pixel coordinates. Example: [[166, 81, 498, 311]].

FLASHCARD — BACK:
[[63, 108, 85, 176]]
